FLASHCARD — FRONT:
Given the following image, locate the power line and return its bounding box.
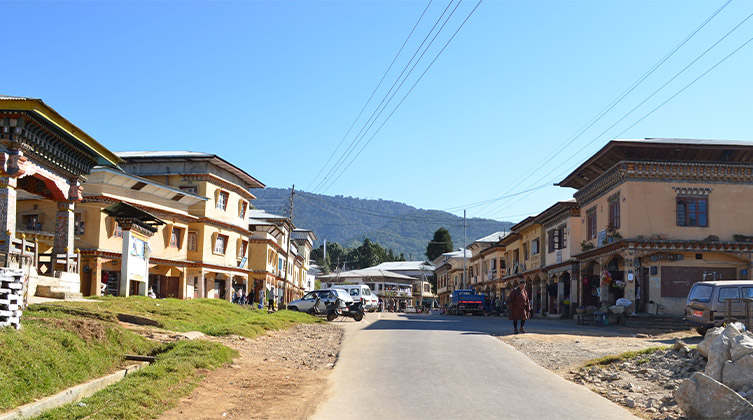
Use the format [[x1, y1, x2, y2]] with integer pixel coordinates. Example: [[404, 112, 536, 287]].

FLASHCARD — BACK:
[[310, 0, 460, 194], [470, 0, 735, 218], [306, 0, 435, 191], [476, 5, 752, 219], [319, 0, 484, 194]]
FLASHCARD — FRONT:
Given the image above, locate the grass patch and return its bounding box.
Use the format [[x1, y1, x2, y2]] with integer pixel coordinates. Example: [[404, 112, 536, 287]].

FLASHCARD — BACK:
[[0, 316, 155, 411], [31, 296, 320, 338], [33, 340, 236, 420], [583, 346, 667, 367]]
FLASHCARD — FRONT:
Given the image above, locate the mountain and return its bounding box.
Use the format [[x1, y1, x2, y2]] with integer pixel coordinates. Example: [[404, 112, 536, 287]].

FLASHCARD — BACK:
[[251, 187, 513, 260]]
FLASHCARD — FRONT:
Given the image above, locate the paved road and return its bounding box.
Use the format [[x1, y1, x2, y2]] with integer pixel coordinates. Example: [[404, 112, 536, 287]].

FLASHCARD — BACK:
[[311, 312, 639, 420]]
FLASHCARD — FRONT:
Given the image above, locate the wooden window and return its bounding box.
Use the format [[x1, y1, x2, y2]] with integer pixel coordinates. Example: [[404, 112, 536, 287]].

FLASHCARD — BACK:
[[238, 240, 248, 259], [549, 229, 558, 253], [74, 213, 85, 235], [180, 185, 198, 194], [523, 243, 529, 261], [677, 197, 708, 227], [22, 214, 41, 231], [561, 225, 567, 249], [531, 238, 539, 256], [114, 222, 123, 238], [216, 191, 229, 211], [187, 231, 197, 251], [586, 207, 597, 240], [170, 228, 181, 248], [608, 195, 620, 230], [214, 234, 228, 255], [239, 201, 248, 220]]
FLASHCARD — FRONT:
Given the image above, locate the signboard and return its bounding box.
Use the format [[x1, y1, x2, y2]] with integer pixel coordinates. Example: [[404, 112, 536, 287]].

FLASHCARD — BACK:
[[597, 230, 607, 246], [238, 256, 247, 268]]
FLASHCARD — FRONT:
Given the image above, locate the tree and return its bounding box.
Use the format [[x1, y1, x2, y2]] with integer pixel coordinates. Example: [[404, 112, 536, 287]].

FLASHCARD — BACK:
[[426, 228, 453, 261]]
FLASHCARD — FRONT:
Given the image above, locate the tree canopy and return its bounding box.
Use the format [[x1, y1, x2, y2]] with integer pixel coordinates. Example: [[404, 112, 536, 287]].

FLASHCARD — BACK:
[[311, 238, 405, 273], [426, 228, 454, 261]]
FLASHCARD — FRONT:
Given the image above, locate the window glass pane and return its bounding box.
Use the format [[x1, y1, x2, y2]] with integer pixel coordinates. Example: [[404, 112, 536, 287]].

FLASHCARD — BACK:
[[676, 201, 686, 226], [742, 288, 753, 299], [689, 212, 697, 226], [688, 200, 696, 213], [699, 213, 707, 227], [718, 287, 740, 303]]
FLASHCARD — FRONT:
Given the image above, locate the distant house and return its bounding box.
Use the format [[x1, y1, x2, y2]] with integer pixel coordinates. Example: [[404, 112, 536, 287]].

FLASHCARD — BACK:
[[433, 249, 471, 307]]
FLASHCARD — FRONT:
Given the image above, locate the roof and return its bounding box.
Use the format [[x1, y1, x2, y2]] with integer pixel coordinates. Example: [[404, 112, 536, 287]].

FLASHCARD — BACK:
[[510, 216, 537, 232], [534, 199, 579, 225], [0, 95, 121, 167], [248, 209, 288, 220], [292, 229, 317, 242], [318, 268, 417, 281], [102, 202, 165, 233], [373, 261, 434, 271], [116, 151, 265, 189], [88, 166, 207, 206], [473, 231, 510, 244], [558, 138, 753, 190]]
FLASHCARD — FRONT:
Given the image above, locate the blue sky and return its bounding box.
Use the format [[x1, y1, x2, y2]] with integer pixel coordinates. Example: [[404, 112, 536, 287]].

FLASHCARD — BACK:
[[4, 0, 752, 223]]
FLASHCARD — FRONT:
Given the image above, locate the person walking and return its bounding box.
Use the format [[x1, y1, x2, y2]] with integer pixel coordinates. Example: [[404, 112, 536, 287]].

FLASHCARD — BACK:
[[507, 279, 531, 334]]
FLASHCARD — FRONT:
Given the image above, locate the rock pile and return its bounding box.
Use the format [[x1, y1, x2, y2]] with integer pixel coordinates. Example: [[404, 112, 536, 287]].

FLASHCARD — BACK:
[[571, 339, 707, 419], [675, 324, 753, 420], [0, 268, 24, 329]]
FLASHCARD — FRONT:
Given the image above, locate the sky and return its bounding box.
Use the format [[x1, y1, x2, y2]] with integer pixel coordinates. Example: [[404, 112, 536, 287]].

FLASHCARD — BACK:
[[3, 0, 752, 223]]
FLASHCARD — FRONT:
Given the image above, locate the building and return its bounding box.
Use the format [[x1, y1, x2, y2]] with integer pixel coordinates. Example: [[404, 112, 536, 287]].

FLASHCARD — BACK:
[[371, 261, 435, 306], [536, 199, 581, 317], [467, 231, 509, 301], [433, 249, 471, 308], [0, 95, 121, 296], [557, 138, 753, 315], [117, 151, 265, 300], [17, 165, 206, 298]]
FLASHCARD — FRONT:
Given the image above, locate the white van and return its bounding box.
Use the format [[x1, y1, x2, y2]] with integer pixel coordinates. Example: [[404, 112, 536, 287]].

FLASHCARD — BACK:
[[332, 284, 376, 311]]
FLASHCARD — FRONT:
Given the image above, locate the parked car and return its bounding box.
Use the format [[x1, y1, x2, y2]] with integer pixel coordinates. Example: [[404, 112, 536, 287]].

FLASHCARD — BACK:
[[685, 280, 753, 335], [331, 284, 376, 311], [288, 289, 354, 313], [366, 293, 379, 312], [402, 305, 417, 313]]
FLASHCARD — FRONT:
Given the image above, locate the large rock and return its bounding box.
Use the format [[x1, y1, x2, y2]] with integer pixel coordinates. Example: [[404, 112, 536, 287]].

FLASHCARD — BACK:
[[706, 334, 732, 381], [732, 334, 753, 362], [675, 372, 753, 420], [698, 327, 724, 358], [723, 355, 753, 391]]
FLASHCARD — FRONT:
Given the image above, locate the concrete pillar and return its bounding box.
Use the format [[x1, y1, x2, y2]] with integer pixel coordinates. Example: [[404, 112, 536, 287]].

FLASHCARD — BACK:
[[225, 275, 233, 302], [197, 269, 206, 298], [119, 228, 133, 297], [0, 176, 18, 264]]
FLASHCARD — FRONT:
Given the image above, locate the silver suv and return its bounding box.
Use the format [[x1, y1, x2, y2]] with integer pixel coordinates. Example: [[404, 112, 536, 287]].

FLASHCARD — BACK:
[[288, 289, 354, 313]]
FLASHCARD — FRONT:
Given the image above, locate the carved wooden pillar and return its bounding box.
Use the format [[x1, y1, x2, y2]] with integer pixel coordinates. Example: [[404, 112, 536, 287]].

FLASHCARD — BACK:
[[0, 176, 18, 265], [53, 201, 75, 270], [198, 269, 206, 298]]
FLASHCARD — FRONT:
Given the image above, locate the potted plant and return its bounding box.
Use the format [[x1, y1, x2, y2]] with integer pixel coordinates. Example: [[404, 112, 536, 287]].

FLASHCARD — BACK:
[[580, 240, 594, 252]]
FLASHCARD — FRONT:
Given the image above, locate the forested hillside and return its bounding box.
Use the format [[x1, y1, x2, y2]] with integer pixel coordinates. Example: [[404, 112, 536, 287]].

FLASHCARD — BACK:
[[252, 187, 513, 259]]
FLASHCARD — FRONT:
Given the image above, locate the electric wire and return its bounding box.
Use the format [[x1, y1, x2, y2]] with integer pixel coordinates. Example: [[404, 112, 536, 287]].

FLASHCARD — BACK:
[[476, 6, 753, 220], [305, 0, 435, 191], [470, 0, 735, 218], [319, 0, 484, 194], [310, 0, 460, 194]]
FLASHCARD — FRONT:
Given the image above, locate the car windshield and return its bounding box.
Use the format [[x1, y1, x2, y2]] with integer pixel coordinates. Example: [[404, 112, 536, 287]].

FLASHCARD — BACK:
[[688, 284, 712, 302], [302, 292, 316, 300]]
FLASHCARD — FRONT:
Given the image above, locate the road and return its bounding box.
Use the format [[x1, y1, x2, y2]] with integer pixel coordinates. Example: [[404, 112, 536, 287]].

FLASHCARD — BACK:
[[311, 312, 639, 420]]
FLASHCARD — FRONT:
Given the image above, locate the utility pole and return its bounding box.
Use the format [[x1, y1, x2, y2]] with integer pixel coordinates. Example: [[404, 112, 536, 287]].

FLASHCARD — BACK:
[[282, 185, 295, 306], [462, 209, 467, 290]]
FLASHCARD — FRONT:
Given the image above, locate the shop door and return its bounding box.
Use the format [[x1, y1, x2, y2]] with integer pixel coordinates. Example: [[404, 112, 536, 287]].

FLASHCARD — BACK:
[[129, 280, 141, 296], [163, 276, 180, 298]]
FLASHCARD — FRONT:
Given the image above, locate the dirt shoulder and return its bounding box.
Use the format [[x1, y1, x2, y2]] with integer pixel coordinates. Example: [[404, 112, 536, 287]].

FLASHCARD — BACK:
[[155, 323, 343, 420], [500, 328, 701, 420]]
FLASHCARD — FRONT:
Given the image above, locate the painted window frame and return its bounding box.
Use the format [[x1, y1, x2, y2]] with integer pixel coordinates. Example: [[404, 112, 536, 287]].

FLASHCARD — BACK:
[[586, 207, 597, 240], [187, 231, 198, 251], [213, 234, 229, 255], [677, 196, 709, 227], [216, 190, 229, 211]]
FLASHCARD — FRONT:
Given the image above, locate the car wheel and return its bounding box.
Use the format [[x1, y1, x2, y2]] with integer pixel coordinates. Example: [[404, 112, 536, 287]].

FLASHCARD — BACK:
[[326, 311, 337, 322], [353, 313, 364, 322], [696, 326, 708, 336]]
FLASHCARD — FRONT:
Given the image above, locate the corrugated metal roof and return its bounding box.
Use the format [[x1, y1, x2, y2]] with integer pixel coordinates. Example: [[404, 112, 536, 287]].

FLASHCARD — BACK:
[[374, 261, 434, 271], [474, 231, 509, 243]]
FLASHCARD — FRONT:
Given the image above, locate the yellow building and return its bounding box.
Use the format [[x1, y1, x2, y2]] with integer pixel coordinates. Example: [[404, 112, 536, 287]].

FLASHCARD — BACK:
[[500, 216, 547, 315], [17, 166, 206, 297], [467, 232, 508, 301], [117, 152, 265, 300], [558, 139, 753, 315], [433, 249, 469, 308], [536, 199, 581, 317]]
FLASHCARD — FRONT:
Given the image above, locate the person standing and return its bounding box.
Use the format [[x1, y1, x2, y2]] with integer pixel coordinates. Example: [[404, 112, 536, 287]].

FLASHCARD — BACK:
[[268, 286, 275, 311], [507, 279, 531, 334]]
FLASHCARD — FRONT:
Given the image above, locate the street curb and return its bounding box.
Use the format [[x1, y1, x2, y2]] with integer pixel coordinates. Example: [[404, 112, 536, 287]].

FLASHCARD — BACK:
[[0, 362, 149, 420]]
